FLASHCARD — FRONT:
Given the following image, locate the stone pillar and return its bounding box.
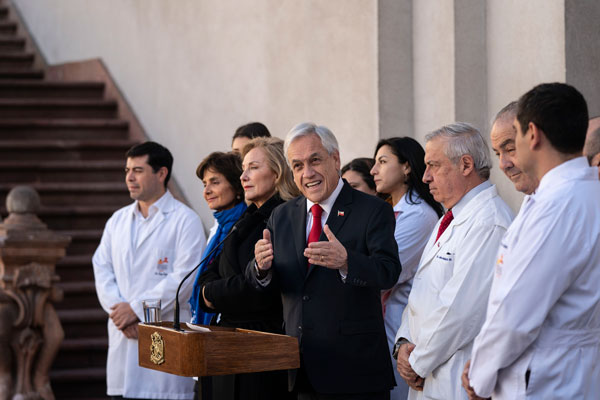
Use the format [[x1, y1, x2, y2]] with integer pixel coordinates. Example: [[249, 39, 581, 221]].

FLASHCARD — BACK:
[[0, 186, 70, 400]]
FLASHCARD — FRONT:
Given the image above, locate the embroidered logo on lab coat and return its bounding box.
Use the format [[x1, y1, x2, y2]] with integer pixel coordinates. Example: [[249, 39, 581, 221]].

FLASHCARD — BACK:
[[155, 257, 169, 276], [495, 253, 504, 278]]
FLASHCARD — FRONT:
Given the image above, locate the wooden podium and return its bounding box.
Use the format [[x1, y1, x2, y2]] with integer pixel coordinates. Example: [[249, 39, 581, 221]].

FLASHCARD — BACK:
[[138, 322, 300, 377]]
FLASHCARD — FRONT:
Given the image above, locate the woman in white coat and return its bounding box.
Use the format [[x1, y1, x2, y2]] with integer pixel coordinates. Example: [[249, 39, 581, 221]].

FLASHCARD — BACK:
[[370, 137, 443, 400]]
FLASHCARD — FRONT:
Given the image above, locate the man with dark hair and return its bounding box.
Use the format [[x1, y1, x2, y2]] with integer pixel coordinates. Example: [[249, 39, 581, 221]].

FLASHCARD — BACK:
[[583, 116, 600, 177], [125, 141, 174, 188], [464, 83, 600, 399], [93, 141, 206, 399], [231, 122, 271, 155]]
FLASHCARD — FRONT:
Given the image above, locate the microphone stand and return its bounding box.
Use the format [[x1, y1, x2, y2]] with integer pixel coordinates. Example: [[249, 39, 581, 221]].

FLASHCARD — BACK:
[[173, 225, 238, 331]]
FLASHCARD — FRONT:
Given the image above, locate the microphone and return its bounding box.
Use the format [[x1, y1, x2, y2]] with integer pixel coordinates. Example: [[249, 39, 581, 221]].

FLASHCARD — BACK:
[[173, 225, 238, 331]]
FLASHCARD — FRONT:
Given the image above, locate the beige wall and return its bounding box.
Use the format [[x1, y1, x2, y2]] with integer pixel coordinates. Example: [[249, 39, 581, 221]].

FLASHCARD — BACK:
[[486, 0, 565, 208], [13, 0, 378, 227], [14, 0, 571, 219]]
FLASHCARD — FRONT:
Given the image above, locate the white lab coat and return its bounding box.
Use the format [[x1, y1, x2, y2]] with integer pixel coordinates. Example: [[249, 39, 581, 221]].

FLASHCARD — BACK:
[[396, 183, 513, 400], [469, 157, 600, 399], [93, 191, 206, 399], [385, 192, 439, 400]]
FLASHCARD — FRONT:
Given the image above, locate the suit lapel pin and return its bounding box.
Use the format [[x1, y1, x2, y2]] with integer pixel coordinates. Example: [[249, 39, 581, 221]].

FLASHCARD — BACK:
[[337, 210, 344, 217]]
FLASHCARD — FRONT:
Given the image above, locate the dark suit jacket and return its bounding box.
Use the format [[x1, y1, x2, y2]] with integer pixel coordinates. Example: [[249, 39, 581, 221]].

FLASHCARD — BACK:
[[199, 194, 284, 330], [248, 182, 401, 394]]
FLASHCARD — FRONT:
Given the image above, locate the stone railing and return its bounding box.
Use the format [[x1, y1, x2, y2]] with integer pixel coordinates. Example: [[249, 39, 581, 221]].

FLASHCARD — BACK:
[[0, 186, 70, 400]]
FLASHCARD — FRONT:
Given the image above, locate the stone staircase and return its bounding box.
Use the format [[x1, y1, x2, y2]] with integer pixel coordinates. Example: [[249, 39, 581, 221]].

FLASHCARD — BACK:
[[0, 2, 137, 398]]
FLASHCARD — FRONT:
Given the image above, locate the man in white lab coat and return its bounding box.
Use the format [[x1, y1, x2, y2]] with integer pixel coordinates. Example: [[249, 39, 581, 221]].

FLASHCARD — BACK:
[[465, 83, 600, 399], [393, 123, 514, 400], [93, 142, 206, 399]]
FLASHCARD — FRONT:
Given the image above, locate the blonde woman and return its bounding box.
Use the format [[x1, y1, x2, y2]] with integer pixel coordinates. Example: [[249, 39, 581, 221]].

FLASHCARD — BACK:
[[196, 137, 299, 400]]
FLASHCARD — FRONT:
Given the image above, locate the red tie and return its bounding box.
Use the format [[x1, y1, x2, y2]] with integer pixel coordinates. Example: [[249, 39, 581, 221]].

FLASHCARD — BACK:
[[307, 204, 323, 246], [435, 209, 453, 242]]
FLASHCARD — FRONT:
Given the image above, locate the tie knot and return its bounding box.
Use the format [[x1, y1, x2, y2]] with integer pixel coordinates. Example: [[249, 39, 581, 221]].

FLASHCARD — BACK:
[[442, 209, 453, 223], [311, 204, 323, 219]]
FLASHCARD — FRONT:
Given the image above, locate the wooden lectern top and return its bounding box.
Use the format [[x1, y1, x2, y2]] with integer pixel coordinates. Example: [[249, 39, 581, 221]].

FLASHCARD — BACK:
[[138, 322, 300, 377]]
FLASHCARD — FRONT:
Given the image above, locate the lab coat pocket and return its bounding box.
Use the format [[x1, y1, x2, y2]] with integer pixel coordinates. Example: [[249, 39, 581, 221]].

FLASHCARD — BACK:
[[432, 251, 455, 288], [153, 249, 175, 277]]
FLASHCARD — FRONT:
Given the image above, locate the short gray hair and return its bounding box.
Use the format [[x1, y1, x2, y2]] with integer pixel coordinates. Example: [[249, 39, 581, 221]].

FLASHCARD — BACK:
[[283, 122, 339, 159], [425, 122, 492, 180], [493, 101, 518, 126]]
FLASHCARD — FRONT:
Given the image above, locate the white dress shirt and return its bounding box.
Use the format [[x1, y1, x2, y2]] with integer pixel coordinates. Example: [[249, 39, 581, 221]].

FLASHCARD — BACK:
[[469, 157, 600, 399]]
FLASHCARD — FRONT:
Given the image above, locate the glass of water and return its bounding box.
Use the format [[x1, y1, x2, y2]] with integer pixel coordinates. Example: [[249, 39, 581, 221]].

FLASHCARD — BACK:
[[142, 299, 162, 324]]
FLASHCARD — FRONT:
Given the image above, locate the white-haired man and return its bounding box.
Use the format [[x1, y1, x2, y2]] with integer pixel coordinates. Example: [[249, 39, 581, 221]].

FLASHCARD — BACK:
[[393, 123, 514, 400], [249, 123, 401, 399]]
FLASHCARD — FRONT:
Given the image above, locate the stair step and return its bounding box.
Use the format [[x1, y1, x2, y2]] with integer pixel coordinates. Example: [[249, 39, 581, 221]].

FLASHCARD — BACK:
[[0, 52, 34, 68], [0, 80, 105, 98], [54, 339, 108, 369], [0, 37, 25, 52], [56, 254, 95, 281], [50, 367, 106, 382], [57, 230, 103, 256], [0, 182, 130, 206], [0, 68, 43, 79], [0, 206, 116, 230], [32, 205, 116, 230], [0, 118, 129, 140], [62, 337, 108, 350], [0, 160, 127, 183], [0, 99, 117, 118], [0, 8, 10, 21], [56, 281, 100, 310], [49, 368, 108, 400], [0, 21, 16, 35], [0, 139, 137, 160], [57, 308, 107, 338]]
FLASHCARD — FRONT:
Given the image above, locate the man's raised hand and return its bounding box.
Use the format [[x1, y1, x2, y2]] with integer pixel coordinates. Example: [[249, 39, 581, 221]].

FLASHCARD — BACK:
[[254, 229, 274, 270]]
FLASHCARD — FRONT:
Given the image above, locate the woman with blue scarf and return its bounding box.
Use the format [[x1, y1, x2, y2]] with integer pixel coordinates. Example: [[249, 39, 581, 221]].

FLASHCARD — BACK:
[[195, 138, 299, 400], [189, 151, 247, 326]]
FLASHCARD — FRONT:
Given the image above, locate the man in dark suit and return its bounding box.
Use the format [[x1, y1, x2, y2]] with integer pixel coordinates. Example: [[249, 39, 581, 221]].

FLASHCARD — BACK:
[[249, 122, 401, 399]]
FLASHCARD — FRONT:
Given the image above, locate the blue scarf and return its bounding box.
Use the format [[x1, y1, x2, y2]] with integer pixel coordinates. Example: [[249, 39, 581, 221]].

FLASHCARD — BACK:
[[189, 200, 247, 324]]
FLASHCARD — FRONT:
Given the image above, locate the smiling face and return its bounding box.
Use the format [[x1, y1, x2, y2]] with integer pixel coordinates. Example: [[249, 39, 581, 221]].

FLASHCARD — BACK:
[[202, 168, 237, 211], [125, 155, 166, 204], [287, 133, 340, 203], [491, 118, 537, 194], [241, 147, 278, 208], [370, 145, 410, 197], [422, 138, 468, 209]]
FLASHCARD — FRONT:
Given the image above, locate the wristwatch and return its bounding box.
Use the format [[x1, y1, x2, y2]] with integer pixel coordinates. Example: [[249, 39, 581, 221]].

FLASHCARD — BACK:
[[392, 338, 410, 359]]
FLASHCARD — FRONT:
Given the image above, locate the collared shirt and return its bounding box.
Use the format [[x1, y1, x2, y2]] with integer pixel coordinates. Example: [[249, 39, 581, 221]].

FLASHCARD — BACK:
[[305, 178, 344, 240], [451, 180, 491, 217], [256, 177, 345, 284], [130, 190, 170, 250]]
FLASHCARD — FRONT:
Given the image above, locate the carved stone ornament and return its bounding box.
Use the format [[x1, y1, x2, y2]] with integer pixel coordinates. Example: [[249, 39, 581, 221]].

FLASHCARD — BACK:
[[0, 186, 70, 400], [150, 332, 165, 365]]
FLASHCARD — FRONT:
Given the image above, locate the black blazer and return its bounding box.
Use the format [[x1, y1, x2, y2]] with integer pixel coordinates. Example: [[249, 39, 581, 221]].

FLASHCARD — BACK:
[[248, 182, 401, 394], [199, 195, 284, 331]]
